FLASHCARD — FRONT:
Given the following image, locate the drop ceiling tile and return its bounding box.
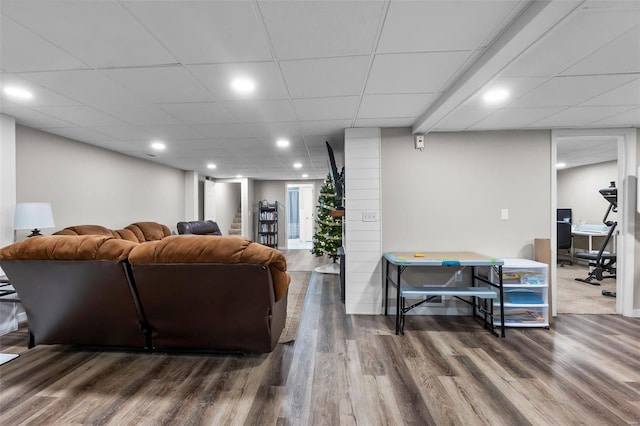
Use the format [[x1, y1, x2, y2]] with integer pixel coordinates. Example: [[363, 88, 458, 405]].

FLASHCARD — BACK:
[[354, 118, 415, 128], [100, 66, 215, 104], [590, 107, 640, 127], [0, 101, 75, 128], [0, 16, 88, 72], [528, 106, 636, 127], [19, 70, 145, 105], [366, 51, 471, 94], [95, 104, 182, 126], [478, 77, 549, 106], [298, 120, 352, 136], [191, 123, 262, 139], [469, 107, 566, 130], [0, 73, 81, 106], [2, 1, 176, 68], [292, 97, 359, 121], [378, 1, 524, 52], [280, 56, 370, 99], [432, 103, 499, 131], [89, 125, 205, 141], [123, 1, 271, 63], [510, 74, 638, 108], [562, 25, 640, 76], [32, 105, 126, 127], [222, 100, 297, 123], [187, 62, 288, 101], [358, 94, 437, 118], [580, 78, 640, 107], [157, 103, 236, 125], [259, 1, 384, 60], [502, 7, 640, 77]]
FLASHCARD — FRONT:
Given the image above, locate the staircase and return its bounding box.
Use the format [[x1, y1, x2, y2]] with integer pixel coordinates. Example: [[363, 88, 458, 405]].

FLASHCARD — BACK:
[[228, 208, 242, 236]]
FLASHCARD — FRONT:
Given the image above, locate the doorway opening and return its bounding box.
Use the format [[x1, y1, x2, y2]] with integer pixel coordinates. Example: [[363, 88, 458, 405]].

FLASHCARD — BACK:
[[552, 128, 637, 318], [286, 183, 314, 250]]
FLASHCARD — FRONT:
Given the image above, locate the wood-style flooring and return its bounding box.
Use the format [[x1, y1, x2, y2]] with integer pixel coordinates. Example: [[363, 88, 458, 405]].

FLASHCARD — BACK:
[[1, 250, 640, 425]]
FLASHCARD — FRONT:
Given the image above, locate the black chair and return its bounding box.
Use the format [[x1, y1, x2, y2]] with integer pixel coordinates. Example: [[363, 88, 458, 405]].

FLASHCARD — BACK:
[[557, 221, 573, 266], [176, 220, 222, 236]]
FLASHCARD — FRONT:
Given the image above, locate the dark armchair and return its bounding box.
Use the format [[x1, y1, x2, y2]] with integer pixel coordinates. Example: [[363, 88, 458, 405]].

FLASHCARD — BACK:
[[177, 220, 222, 236]]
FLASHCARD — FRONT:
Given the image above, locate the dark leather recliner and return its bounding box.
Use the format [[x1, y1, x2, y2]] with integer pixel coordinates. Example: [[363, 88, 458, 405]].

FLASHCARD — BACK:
[[177, 220, 222, 236]]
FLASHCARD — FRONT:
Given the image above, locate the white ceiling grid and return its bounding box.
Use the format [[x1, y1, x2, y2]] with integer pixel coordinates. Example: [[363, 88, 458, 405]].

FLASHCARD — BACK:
[[0, 0, 638, 178]]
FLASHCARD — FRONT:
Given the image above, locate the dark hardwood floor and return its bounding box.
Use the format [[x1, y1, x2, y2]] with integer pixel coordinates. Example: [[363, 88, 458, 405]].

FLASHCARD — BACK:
[[1, 250, 640, 425]]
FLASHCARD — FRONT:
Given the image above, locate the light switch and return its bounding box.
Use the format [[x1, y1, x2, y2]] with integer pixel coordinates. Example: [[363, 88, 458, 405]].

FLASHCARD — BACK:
[[362, 211, 378, 222], [501, 209, 509, 220]]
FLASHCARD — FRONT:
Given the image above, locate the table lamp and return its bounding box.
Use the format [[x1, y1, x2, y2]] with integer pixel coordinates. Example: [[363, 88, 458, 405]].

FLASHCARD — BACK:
[[14, 202, 55, 237]]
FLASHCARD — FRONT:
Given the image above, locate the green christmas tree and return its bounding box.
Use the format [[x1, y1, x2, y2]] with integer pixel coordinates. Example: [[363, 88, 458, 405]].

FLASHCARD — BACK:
[[312, 174, 343, 262]]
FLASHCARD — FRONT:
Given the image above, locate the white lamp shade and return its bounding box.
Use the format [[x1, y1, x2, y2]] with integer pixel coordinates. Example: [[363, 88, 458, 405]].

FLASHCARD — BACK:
[[14, 203, 55, 230]]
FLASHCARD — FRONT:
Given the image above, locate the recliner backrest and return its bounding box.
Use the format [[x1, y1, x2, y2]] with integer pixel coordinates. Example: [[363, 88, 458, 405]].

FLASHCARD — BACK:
[[176, 220, 222, 236]]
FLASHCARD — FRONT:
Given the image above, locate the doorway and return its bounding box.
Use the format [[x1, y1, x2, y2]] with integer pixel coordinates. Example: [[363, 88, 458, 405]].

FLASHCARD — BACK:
[[287, 183, 314, 250], [551, 128, 637, 318]]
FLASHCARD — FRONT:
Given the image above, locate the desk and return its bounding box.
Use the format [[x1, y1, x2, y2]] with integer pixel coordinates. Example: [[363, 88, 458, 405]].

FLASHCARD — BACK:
[[382, 252, 505, 337], [572, 230, 616, 254]]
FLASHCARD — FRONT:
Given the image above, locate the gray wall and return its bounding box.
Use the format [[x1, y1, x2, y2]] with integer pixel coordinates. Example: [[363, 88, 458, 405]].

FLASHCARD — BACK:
[[557, 161, 617, 226], [381, 128, 552, 259], [15, 126, 185, 237]]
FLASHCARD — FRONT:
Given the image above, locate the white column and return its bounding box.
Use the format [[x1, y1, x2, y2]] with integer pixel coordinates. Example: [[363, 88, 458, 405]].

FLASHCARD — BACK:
[[184, 170, 198, 221], [344, 128, 382, 314], [0, 115, 16, 248], [0, 114, 18, 334]]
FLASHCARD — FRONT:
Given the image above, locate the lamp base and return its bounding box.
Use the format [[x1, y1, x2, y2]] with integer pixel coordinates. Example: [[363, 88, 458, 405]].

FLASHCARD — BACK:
[[27, 229, 42, 237]]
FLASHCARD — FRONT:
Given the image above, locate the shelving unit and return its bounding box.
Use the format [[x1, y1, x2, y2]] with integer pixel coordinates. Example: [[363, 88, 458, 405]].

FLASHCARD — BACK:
[[476, 258, 549, 328], [257, 200, 278, 248]]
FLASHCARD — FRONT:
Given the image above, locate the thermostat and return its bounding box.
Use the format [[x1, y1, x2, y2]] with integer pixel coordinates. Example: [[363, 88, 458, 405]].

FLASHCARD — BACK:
[[414, 135, 425, 149]]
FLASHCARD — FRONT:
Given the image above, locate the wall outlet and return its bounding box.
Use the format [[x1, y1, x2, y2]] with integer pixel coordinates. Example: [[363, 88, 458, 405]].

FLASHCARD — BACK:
[[501, 209, 509, 220]]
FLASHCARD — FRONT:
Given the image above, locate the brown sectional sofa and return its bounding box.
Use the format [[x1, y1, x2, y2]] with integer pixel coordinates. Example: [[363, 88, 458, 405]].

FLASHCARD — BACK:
[[0, 227, 290, 354]]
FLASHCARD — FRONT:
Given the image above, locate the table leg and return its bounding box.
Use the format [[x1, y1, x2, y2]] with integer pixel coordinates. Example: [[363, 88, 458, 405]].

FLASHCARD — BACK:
[[395, 265, 401, 335]]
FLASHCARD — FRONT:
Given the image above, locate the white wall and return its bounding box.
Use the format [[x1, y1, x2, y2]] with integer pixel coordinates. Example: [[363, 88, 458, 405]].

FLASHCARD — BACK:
[[16, 126, 186, 236], [382, 128, 551, 257], [557, 161, 617, 225]]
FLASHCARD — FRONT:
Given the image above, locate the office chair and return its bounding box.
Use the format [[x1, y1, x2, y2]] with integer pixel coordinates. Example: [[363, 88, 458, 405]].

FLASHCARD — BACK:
[[557, 221, 573, 266]]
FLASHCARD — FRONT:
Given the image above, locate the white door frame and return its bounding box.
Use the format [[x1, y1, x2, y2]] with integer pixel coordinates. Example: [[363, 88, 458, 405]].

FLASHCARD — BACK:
[[551, 128, 637, 317]]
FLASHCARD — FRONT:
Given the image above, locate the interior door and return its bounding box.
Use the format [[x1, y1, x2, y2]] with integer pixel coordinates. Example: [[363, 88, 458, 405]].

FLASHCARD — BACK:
[[299, 185, 314, 241]]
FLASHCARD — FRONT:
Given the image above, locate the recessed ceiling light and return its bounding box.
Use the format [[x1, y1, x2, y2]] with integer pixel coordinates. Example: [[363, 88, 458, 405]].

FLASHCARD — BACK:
[[556, 162, 567, 168], [482, 87, 509, 105], [150, 141, 166, 151], [302, 174, 308, 178], [236, 174, 243, 178], [231, 78, 255, 94], [3, 86, 33, 100], [276, 139, 290, 148], [293, 162, 302, 169], [207, 163, 216, 169]]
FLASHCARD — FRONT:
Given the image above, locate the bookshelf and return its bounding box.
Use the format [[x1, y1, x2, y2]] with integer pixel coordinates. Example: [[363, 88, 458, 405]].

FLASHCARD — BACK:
[[257, 200, 278, 248]]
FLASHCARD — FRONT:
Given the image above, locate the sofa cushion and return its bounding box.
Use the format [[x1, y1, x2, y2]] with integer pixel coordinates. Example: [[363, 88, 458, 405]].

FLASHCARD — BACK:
[[128, 235, 290, 300], [53, 224, 140, 242], [0, 235, 138, 262], [126, 222, 172, 242]]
